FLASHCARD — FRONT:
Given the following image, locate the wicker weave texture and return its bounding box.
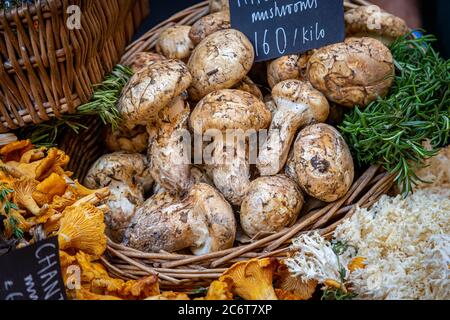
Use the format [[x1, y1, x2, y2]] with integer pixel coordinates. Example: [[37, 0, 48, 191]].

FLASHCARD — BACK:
[[0, 0, 149, 132]]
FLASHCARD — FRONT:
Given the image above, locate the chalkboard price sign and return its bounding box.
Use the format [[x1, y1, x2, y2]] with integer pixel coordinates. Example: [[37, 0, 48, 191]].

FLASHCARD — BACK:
[[0, 237, 66, 300], [229, 0, 345, 62]]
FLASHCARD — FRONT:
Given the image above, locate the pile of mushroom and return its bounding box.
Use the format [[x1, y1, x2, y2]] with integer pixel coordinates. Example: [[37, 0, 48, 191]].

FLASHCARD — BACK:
[[87, 4, 403, 256]]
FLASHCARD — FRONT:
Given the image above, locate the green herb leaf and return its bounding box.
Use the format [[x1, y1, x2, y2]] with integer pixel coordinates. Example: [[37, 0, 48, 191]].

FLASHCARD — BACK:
[[0, 183, 23, 239]]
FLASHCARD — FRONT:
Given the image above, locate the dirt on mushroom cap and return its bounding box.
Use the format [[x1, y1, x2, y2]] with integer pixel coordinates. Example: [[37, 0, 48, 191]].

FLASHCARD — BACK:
[[293, 124, 354, 202], [307, 37, 394, 108], [187, 29, 254, 101]]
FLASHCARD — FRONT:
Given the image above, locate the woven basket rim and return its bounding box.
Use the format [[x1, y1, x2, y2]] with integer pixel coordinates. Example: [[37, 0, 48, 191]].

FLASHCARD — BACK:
[[104, 0, 396, 289]]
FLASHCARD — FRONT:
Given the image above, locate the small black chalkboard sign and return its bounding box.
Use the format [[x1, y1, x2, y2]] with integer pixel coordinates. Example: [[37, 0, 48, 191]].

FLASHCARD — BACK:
[[0, 237, 66, 300], [229, 0, 345, 62]]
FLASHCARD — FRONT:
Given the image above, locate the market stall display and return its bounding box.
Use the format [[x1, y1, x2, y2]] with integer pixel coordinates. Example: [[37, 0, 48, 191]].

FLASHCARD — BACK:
[[0, 0, 448, 301]]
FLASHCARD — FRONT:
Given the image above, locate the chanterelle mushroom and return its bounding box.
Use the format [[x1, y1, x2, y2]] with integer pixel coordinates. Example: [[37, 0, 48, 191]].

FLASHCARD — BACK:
[[58, 203, 106, 257], [307, 37, 394, 108], [257, 80, 330, 176], [118, 59, 192, 130], [292, 124, 354, 202], [190, 89, 272, 206], [156, 25, 194, 61], [345, 5, 409, 45], [123, 183, 236, 255], [84, 152, 153, 242], [187, 29, 254, 101], [240, 175, 304, 238]]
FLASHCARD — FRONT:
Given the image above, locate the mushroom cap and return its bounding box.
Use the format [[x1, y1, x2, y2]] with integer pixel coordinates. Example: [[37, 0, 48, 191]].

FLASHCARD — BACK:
[[189, 11, 231, 45], [129, 52, 166, 73], [118, 59, 192, 130], [189, 183, 236, 255], [187, 29, 254, 101], [284, 148, 298, 182], [345, 5, 409, 45], [293, 124, 354, 202], [234, 76, 263, 101], [267, 55, 300, 89], [272, 80, 330, 125], [123, 191, 188, 253], [209, 0, 229, 13], [84, 152, 153, 193], [240, 175, 304, 238], [104, 126, 149, 154], [58, 204, 107, 257], [190, 89, 271, 134], [307, 37, 394, 108], [156, 25, 194, 61], [104, 182, 144, 242], [83, 152, 153, 242], [124, 183, 236, 255], [220, 258, 279, 300]]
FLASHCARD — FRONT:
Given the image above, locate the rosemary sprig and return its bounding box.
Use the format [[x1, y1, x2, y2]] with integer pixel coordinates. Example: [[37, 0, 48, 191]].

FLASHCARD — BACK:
[[9, 216, 23, 239], [76, 65, 133, 129], [0, 183, 22, 239], [18, 65, 133, 147], [340, 33, 450, 194], [322, 287, 357, 301]]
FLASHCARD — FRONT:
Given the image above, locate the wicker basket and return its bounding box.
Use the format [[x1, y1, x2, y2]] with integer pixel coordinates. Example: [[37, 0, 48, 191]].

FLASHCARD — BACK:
[[0, 0, 149, 132], [62, 0, 397, 290]]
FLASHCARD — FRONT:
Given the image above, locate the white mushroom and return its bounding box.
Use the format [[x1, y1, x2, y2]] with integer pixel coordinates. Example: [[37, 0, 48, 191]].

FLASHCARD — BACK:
[[84, 152, 153, 242], [118, 59, 192, 130], [345, 5, 409, 45], [189, 11, 230, 45], [292, 124, 354, 202], [267, 55, 300, 89], [156, 26, 195, 61], [190, 89, 272, 205], [209, 0, 229, 13], [187, 29, 254, 101], [234, 76, 263, 101], [123, 183, 236, 255], [129, 52, 166, 73], [240, 175, 304, 238], [307, 37, 394, 108], [257, 80, 330, 176], [148, 96, 193, 195], [152, 165, 214, 195]]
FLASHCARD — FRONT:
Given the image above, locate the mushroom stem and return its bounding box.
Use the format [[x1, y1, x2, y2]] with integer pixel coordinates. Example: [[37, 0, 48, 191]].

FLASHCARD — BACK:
[[257, 80, 329, 176], [208, 137, 251, 206], [149, 96, 193, 195]]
